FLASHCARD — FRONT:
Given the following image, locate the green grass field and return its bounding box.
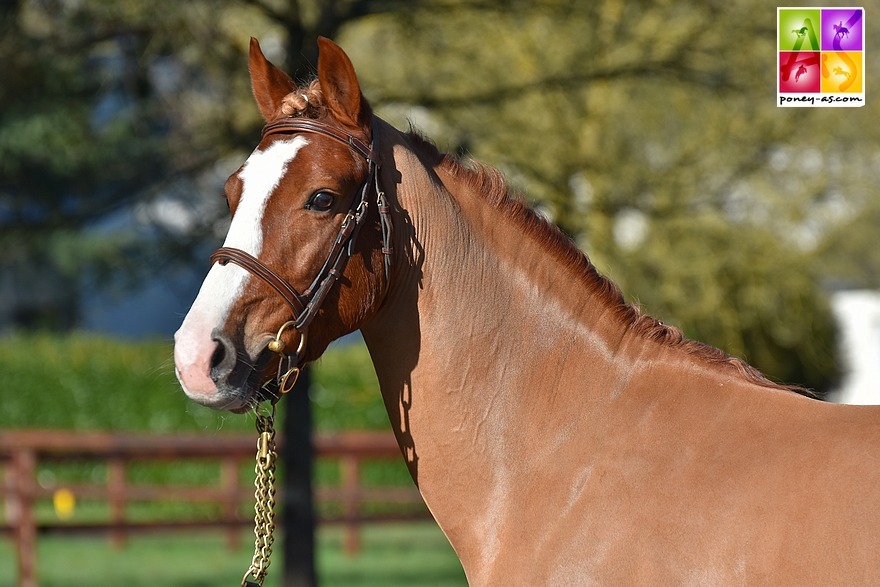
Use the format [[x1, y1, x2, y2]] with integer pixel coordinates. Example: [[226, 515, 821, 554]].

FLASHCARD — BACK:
[[0, 524, 467, 586], [0, 333, 467, 585]]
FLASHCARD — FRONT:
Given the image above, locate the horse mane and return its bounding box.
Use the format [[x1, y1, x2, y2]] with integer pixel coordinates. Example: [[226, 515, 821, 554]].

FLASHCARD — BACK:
[[278, 80, 325, 119], [403, 130, 812, 397]]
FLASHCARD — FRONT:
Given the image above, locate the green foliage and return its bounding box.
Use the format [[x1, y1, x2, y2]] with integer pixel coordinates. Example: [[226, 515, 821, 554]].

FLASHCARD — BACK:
[[614, 213, 837, 389], [0, 332, 386, 432], [311, 340, 390, 430], [0, 333, 244, 432]]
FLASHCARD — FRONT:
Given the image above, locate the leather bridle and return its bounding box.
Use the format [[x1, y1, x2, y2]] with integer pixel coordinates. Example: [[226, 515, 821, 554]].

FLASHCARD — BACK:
[[209, 118, 392, 394]]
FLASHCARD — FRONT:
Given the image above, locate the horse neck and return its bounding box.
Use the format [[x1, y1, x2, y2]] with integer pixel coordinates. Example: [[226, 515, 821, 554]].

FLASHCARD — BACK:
[[364, 125, 623, 389], [355, 128, 824, 583], [360, 124, 640, 543]]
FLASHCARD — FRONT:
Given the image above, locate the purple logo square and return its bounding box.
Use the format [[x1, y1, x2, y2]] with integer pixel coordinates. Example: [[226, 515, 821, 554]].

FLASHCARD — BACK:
[[822, 9, 864, 51]]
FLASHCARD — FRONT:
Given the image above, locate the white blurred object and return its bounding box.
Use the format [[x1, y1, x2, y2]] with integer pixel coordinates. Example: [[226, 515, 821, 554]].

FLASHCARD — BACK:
[[831, 290, 880, 404]]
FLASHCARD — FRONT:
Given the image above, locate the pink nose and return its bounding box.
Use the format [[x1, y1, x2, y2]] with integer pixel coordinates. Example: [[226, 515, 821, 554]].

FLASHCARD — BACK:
[[174, 324, 241, 402], [174, 332, 220, 397], [174, 339, 219, 397]]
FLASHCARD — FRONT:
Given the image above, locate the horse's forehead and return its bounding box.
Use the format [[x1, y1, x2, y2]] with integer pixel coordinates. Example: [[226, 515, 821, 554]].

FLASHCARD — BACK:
[[226, 136, 309, 256], [238, 135, 310, 203]]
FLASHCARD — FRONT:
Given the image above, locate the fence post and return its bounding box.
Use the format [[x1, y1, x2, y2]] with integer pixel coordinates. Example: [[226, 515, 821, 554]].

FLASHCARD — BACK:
[[221, 456, 241, 550], [7, 449, 38, 587], [108, 457, 126, 548], [340, 454, 361, 556]]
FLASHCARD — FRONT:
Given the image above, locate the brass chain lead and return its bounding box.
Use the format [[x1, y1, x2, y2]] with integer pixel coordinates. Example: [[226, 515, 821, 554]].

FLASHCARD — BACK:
[[241, 403, 278, 587]]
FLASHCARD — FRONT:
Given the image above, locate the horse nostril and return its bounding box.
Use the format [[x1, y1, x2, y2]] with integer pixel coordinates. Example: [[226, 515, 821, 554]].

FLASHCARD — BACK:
[[210, 329, 237, 382], [210, 342, 225, 369]]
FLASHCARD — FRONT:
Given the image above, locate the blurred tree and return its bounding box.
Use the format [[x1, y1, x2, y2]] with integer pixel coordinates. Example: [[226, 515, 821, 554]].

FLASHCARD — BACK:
[[336, 0, 880, 392], [0, 0, 410, 331], [2, 0, 877, 387]]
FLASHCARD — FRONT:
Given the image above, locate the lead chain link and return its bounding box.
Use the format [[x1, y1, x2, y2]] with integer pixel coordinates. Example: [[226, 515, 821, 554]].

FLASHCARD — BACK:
[[241, 406, 278, 587]]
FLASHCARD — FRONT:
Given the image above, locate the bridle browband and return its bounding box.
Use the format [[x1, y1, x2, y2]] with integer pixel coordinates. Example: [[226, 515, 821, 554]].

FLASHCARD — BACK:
[[209, 117, 392, 394]]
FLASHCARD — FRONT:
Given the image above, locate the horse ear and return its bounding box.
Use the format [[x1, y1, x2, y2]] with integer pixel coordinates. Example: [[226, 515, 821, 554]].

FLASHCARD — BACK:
[[249, 37, 296, 122], [316, 37, 370, 131]]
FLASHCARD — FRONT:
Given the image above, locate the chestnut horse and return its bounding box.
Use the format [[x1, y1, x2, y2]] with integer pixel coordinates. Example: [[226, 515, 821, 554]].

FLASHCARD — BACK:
[[175, 38, 880, 585]]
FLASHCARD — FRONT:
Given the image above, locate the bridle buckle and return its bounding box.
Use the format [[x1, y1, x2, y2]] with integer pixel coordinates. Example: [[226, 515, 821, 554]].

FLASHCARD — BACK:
[[279, 367, 301, 394], [268, 320, 306, 394]]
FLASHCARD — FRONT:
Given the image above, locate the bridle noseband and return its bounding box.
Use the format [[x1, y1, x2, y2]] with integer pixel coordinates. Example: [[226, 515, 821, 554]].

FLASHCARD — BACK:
[[209, 117, 392, 394]]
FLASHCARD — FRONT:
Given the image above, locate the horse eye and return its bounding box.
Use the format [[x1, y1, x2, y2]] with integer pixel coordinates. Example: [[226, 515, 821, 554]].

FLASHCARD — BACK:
[[307, 192, 335, 211]]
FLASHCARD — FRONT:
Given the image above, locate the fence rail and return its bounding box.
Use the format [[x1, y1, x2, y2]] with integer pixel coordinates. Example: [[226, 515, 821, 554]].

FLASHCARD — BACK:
[[0, 429, 429, 587]]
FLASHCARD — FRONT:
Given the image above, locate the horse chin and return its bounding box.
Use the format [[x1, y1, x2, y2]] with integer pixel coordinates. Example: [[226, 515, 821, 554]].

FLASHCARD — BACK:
[[215, 377, 271, 414], [204, 377, 270, 414], [229, 362, 280, 414], [189, 385, 251, 413]]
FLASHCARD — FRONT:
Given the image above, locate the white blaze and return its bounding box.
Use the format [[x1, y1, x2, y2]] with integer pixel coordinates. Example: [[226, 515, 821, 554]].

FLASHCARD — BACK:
[[174, 137, 308, 401]]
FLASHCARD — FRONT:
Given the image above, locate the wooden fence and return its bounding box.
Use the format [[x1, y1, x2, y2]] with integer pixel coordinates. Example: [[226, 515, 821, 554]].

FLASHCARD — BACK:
[[0, 429, 429, 587]]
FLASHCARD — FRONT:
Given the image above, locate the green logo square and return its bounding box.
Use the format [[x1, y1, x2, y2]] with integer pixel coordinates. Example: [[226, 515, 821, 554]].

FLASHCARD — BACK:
[[779, 9, 822, 51]]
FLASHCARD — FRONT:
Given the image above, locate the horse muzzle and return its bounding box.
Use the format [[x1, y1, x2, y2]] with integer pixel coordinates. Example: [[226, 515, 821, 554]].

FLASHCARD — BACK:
[[174, 327, 278, 413]]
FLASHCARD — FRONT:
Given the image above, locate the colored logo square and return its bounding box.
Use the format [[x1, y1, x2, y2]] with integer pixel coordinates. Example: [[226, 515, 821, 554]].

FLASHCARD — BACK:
[[779, 9, 822, 50], [780, 52, 821, 92], [822, 51, 863, 92], [821, 9, 864, 51]]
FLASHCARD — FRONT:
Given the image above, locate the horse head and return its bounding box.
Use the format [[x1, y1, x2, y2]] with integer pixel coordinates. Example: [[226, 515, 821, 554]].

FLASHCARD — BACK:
[[174, 38, 389, 412]]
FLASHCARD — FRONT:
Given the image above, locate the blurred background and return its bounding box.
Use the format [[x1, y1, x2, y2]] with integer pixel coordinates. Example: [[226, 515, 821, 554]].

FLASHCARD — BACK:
[[2, 0, 879, 585]]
